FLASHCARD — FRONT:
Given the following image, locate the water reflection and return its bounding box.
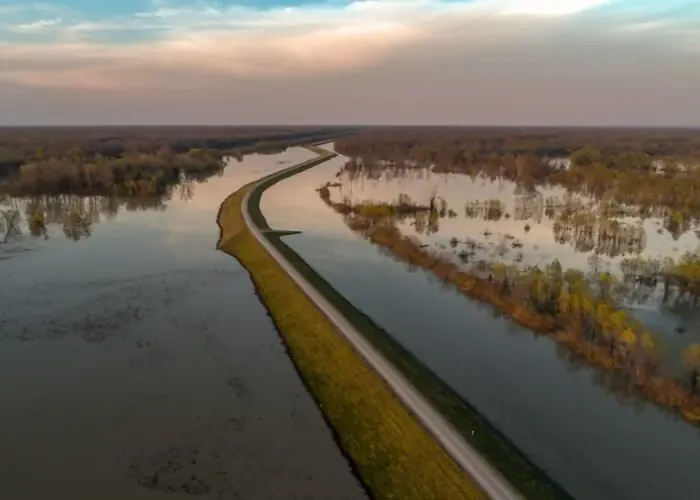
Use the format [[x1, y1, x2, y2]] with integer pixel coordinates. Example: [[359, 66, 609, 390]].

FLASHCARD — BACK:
[[331, 166, 700, 268], [1, 194, 163, 243], [258, 147, 700, 500], [0, 173, 209, 244], [1, 208, 22, 242], [0, 145, 367, 500], [324, 162, 700, 325]]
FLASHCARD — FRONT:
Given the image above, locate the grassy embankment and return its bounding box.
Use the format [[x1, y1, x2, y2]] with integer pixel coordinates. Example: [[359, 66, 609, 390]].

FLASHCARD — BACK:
[[216, 150, 488, 500], [253, 164, 570, 498]]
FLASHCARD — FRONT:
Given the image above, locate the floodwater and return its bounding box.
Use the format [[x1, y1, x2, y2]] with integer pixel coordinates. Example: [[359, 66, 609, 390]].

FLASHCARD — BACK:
[[319, 160, 700, 366], [260, 142, 700, 500], [0, 147, 366, 500], [328, 167, 700, 276]]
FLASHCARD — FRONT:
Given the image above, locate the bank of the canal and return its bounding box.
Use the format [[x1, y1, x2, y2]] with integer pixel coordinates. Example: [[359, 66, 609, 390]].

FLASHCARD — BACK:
[[0, 147, 366, 500]]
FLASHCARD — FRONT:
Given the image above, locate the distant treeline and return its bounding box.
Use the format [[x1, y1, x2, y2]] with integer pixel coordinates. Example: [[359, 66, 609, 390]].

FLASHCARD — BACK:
[[0, 126, 355, 173], [335, 127, 700, 159], [334, 127, 700, 218], [13, 149, 224, 197], [0, 127, 355, 196]]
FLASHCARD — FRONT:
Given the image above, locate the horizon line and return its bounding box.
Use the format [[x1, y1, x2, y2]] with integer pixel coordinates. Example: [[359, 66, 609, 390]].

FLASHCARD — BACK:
[[1, 124, 699, 130]]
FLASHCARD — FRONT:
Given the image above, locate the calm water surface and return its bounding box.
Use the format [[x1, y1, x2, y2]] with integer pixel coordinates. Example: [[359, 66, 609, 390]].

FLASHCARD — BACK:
[[0, 147, 366, 500], [260, 142, 700, 500], [325, 163, 700, 368]]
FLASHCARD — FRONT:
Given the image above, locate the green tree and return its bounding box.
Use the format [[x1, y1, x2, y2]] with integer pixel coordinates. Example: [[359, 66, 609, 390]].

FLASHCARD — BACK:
[[570, 146, 602, 167]]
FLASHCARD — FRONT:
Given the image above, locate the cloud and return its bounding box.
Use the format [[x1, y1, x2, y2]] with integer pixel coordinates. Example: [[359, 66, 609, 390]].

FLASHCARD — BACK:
[[497, 0, 613, 16], [0, 0, 443, 89], [0, 0, 698, 125], [0, 18, 420, 89], [9, 18, 62, 32]]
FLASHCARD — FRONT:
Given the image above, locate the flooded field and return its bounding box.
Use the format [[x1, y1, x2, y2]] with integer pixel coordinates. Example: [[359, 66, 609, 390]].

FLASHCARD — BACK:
[[330, 169, 699, 272], [319, 163, 700, 362], [259, 142, 700, 500], [0, 147, 366, 500]]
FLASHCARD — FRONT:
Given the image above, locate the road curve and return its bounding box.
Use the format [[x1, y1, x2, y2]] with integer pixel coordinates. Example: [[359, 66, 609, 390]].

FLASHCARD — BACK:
[[242, 153, 524, 500]]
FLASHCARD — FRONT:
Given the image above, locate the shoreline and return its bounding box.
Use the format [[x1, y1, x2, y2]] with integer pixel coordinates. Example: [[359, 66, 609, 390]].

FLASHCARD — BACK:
[[216, 146, 569, 499], [317, 192, 700, 427]]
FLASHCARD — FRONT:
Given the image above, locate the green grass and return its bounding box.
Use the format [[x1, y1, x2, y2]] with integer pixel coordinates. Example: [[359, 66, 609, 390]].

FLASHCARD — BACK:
[[216, 156, 487, 500]]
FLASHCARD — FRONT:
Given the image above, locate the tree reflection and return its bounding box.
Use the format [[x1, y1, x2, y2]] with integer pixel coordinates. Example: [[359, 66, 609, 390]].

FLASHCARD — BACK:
[[177, 178, 195, 201], [339, 165, 693, 261], [465, 199, 505, 221], [0, 190, 171, 243], [1, 209, 22, 243], [62, 209, 92, 242], [552, 213, 646, 258], [514, 189, 544, 223]]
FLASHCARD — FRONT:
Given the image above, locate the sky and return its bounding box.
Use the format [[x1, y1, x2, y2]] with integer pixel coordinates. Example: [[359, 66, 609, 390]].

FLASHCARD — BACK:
[[0, 0, 698, 126]]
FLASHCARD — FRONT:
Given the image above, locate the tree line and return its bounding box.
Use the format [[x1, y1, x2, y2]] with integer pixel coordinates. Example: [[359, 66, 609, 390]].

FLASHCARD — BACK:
[[10, 148, 224, 196], [0, 126, 349, 172], [335, 127, 700, 161], [334, 128, 700, 219]]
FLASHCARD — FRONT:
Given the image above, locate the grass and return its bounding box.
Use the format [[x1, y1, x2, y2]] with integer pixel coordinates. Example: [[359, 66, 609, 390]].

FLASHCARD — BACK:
[[237, 154, 571, 499], [263, 232, 571, 500], [216, 154, 488, 500]]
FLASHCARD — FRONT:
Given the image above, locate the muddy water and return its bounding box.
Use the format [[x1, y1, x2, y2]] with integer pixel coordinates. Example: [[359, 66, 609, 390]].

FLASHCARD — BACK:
[[260, 143, 700, 500], [0, 148, 366, 500]]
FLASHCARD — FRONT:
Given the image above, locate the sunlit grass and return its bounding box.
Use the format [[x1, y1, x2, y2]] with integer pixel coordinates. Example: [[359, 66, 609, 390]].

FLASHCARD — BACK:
[[216, 156, 487, 500]]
